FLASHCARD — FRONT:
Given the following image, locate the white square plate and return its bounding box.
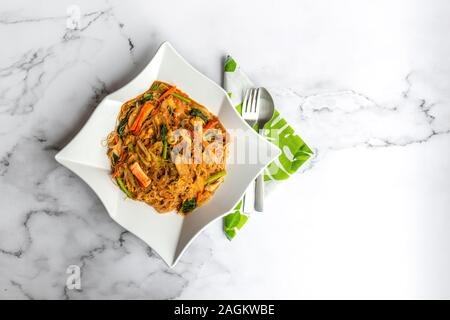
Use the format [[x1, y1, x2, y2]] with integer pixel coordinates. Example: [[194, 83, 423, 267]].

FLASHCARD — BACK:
[[55, 42, 281, 267]]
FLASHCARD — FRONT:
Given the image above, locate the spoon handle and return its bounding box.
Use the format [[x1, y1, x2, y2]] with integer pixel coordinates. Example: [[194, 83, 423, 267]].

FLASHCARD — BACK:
[[254, 172, 264, 212], [254, 128, 265, 212]]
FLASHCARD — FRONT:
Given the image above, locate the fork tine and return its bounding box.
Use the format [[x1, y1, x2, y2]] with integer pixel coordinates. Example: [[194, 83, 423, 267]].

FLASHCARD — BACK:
[[243, 89, 251, 113], [256, 88, 261, 114], [248, 89, 254, 113], [254, 88, 261, 113], [250, 88, 258, 113]]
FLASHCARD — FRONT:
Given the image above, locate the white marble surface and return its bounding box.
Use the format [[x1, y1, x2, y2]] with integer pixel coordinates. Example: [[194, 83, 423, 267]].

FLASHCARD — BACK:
[[1, 0, 449, 299]]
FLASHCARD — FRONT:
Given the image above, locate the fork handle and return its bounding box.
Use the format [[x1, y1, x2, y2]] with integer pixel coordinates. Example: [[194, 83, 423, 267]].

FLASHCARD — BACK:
[[254, 128, 265, 212]]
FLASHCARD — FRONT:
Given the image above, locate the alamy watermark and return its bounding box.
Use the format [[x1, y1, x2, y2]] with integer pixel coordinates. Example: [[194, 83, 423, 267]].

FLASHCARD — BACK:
[[156, 127, 281, 166], [66, 265, 81, 290]]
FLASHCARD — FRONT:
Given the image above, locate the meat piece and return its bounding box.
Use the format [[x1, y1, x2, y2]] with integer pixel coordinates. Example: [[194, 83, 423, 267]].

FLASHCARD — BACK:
[[130, 162, 150, 188]]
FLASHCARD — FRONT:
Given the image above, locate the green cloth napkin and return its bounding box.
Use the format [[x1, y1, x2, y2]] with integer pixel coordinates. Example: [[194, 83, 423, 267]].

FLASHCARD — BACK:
[[222, 56, 314, 240]]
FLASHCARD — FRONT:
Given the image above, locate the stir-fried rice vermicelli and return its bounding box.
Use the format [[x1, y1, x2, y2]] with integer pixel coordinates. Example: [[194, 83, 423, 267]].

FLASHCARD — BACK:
[[107, 80, 228, 214]]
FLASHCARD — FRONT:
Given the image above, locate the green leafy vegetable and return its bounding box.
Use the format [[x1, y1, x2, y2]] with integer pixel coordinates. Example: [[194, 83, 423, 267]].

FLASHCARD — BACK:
[[190, 108, 209, 123], [206, 170, 226, 184], [162, 141, 168, 159], [112, 152, 120, 165], [117, 107, 134, 138], [150, 82, 160, 91], [138, 93, 153, 104], [171, 92, 190, 103], [161, 124, 168, 159], [181, 198, 196, 213], [116, 177, 133, 198]]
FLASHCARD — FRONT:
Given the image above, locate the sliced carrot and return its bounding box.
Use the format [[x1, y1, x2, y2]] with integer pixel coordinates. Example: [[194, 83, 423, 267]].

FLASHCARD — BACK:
[[112, 168, 119, 178], [204, 120, 218, 130], [131, 102, 155, 135], [130, 162, 150, 188], [157, 86, 176, 102], [130, 104, 146, 131], [130, 107, 142, 132]]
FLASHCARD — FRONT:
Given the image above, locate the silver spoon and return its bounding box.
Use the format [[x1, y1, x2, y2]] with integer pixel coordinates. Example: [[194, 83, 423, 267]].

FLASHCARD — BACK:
[[254, 87, 275, 212]]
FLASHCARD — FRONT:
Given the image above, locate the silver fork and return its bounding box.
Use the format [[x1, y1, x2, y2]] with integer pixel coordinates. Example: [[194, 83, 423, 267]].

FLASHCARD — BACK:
[[242, 88, 260, 128], [241, 88, 260, 213]]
